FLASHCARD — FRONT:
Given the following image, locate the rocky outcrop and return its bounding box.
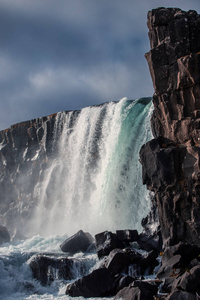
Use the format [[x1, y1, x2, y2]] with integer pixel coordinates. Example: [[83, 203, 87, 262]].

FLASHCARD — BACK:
[[140, 7, 200, 248], [64, 229, 160, 298]]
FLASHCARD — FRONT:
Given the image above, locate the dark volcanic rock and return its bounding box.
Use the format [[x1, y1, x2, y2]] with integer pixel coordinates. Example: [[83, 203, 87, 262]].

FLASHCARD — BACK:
[[156, 254, 182, 280], [66, 268, 116, 297], [29, 254, 73, 285], [138, 231, 162, 252], [114, 280, 158, 300], [0, 225, 10, 245], [162, 242, 200, 265], [116, 229, 138, 244], [139, 250, 159, 275], [167, 290, 196, 300], [105, 249, 132, 275], [176, 265, 200, 293], [139, 8, 200, 298], [157, 243, 200, 294], [95, 231, 124, 258], [140, 7, 200, 248], [60, 230, 94, 254], [115, 275, 134, 293], [105, 248, 143, 276]]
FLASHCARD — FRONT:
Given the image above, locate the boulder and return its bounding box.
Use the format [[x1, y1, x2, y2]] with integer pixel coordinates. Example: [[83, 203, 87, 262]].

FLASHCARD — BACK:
[[95, 231, 124, 258], [159, 245, 200, 294], [139, 249, 159, 275], [176, 265, 200, 293], [116, 229, 138, 244], [66, 268, 116, 297], [29, 254, 73, 285], [115, 275, 134, 293], [138, 231, 162, 252], [167, 290, 196, 300], [60, 230, 94, 254], [104, 245, 159, 277], [161, 277, 177, 294], [0, 225, 10, 245], [114, 280, 158, 300], [105, 249, 133, 275], [157, 255, 182, 280]]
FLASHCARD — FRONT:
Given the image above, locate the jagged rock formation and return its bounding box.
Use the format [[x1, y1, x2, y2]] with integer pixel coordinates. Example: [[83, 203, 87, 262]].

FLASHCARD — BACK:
[[140, 7, 200, 247]]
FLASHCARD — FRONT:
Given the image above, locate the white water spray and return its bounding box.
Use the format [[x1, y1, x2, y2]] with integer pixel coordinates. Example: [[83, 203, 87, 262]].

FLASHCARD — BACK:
[[29, 98, 153, 236]]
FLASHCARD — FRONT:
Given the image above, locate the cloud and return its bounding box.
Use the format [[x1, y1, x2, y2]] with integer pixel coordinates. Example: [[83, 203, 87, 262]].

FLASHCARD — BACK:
[[0, 0, 199, 129]]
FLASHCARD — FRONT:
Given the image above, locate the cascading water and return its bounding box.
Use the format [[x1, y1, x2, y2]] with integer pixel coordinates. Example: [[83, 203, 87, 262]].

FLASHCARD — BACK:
[[0, 97, 154, 300], [29, 97, 153, 236]]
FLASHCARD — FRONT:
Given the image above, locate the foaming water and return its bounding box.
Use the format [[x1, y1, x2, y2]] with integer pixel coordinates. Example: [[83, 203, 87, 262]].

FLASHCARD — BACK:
[[28, 98, 153, 236], [0, 235, 106, 300]]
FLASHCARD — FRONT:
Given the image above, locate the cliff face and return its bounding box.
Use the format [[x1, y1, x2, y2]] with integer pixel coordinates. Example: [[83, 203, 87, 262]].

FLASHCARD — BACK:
[[140, 7, 200, 247], [0, 111, 79, 236]]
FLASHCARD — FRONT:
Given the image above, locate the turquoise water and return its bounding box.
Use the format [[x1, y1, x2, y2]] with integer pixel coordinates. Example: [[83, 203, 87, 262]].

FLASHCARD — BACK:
[[28, 97, 153, 237]]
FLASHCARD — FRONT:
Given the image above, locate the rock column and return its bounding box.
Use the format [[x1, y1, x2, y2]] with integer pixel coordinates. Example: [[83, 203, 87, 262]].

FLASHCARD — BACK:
[[140, 7, 200, 247]]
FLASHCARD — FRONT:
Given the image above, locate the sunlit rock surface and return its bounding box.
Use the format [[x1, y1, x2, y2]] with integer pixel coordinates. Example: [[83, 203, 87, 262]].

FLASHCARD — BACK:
[[141, 7, 200, 248]]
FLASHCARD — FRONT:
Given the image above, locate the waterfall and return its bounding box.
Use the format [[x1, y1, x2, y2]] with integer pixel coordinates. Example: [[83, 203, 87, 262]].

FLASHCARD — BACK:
[[27, 97, 153, 236]]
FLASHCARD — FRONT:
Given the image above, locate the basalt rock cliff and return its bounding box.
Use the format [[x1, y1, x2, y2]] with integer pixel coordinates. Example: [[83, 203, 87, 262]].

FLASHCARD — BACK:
[[140, 7, 200, 247]]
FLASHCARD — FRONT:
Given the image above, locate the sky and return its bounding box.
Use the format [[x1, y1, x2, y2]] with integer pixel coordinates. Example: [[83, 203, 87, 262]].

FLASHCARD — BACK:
[[0, 0, 200, 130]]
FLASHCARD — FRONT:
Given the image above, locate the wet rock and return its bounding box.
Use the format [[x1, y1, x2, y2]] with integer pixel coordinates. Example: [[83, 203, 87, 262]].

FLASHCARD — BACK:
[[66, 268, 116, 297], [105, 248, 138, 275], [138, 231, 162, 252], [114, 280, 158, 300], [139, 249, 159, 275], [161, 277, 177, 294], [162, 242, 200, 265], [158, 243, 200, 294], [60, 230, 94, 254], [116, 229, 138, 244], [115, 275, 134, 293], [141, 196, 160, 236], [29, 254, 73, 285], [157, 255, 182, 280], [0, 225, 10, 245], [95, 231, 124, 258], [176, 265, 200, 293], [167, 290, 196, 300]]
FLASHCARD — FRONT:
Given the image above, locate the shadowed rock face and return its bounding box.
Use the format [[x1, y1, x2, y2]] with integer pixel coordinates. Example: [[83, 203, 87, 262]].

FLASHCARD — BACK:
[[140, 7, 200, 247]]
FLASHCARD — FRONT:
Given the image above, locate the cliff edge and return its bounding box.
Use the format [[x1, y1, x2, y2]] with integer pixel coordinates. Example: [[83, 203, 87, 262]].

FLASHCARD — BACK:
[[140, 7, 200, 247]]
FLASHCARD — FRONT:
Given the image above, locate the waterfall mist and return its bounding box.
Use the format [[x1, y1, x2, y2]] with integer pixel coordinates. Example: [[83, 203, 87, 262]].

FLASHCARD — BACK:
[[27, 97, 153, 236]]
